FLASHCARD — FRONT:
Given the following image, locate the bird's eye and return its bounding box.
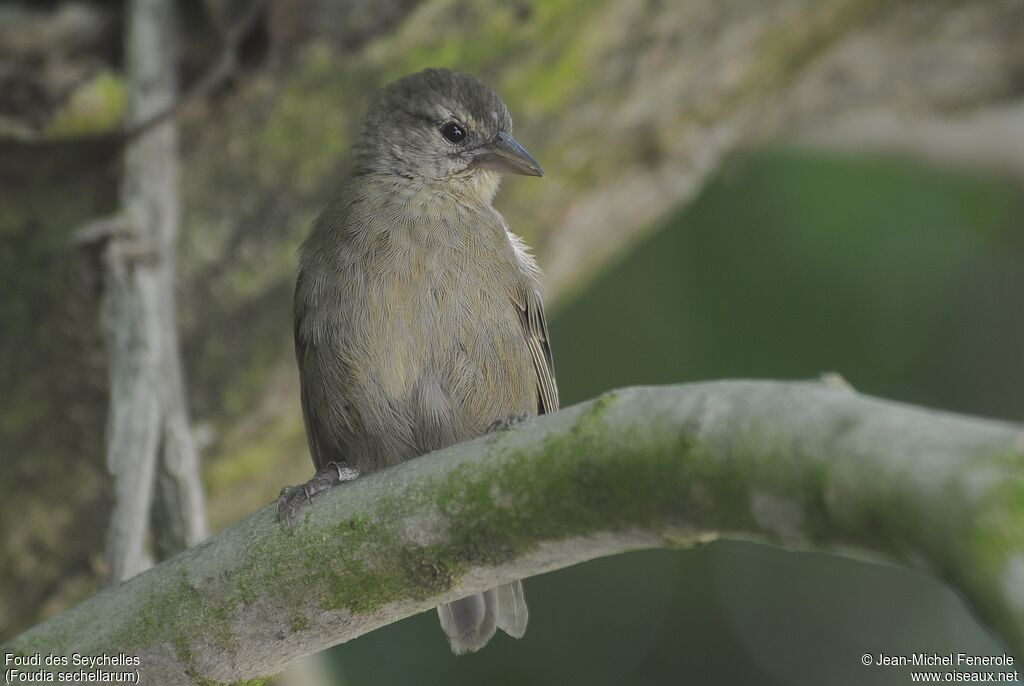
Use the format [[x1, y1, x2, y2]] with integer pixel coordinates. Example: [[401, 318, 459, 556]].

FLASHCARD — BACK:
[[440, 122, 467, 143]]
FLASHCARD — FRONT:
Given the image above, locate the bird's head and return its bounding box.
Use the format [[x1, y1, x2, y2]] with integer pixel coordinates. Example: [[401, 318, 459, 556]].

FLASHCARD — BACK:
[[355, 68, 543, 199]]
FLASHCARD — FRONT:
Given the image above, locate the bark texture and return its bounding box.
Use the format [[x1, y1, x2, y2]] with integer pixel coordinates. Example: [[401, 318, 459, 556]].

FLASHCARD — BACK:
[[5, 381, 1023, 684]]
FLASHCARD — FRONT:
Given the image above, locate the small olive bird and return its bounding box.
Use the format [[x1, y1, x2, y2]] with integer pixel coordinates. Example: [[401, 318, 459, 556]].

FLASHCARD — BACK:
[[277, 68, 558, 654]]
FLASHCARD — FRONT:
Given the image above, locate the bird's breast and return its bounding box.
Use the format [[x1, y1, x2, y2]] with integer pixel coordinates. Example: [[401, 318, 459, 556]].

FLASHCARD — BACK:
[[348, 215, 535, 449]]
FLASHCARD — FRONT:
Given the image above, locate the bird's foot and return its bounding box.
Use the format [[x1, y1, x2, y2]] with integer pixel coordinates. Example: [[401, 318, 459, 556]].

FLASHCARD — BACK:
[[487, 414, 530, 434], [277, 461, 359, 533]]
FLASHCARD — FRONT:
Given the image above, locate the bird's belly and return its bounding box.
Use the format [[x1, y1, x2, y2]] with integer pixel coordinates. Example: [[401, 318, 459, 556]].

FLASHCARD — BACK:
[[348, 272, 534, 467]]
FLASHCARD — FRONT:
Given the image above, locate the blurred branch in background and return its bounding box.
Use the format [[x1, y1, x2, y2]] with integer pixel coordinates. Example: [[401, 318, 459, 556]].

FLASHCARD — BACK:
[[81, 0, 207, 583], [4, 382, 1023, 684], [3, 0, 1020, 297], [538, 0, 1024, 300]]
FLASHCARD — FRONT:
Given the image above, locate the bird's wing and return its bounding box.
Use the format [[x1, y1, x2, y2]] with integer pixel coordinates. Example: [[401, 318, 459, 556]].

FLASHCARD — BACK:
[[514, 285, 559, 414], [295, 316, 333, 470], [294, 267, 354, 471]]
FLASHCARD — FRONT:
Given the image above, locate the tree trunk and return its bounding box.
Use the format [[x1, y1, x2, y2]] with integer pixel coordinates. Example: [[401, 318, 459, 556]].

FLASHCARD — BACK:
[[101, 0, 206, 584]]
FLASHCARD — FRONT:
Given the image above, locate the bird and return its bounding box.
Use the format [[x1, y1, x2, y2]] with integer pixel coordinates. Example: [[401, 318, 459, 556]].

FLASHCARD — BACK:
[[277, 67, 558, 655]]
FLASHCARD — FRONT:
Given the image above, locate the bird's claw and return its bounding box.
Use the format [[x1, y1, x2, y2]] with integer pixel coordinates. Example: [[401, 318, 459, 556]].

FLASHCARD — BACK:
[[277, 461, 359, 533], [487, 414, 529, 434], [276, 486, 305, 534]]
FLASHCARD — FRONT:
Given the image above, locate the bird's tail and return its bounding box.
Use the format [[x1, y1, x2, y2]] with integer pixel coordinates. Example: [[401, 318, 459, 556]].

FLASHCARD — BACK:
[[437, 580, 528, 654]]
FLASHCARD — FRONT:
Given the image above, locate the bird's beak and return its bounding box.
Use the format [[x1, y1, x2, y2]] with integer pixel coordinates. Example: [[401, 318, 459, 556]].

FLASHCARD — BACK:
[[469, 132, 544, 177]]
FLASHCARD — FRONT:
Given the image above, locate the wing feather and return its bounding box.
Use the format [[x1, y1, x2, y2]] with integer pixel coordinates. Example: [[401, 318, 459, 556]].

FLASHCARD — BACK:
[[296, 315, 332, 470], [514, 286, 559, 415]]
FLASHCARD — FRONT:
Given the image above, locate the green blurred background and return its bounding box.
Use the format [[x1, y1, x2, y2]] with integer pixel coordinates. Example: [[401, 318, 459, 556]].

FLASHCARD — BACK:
[[327, 147, 1024, 685], [2, 0, 1023, 683]]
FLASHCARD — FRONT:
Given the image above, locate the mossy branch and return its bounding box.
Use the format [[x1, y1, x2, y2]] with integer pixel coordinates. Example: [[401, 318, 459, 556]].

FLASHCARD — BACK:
[[5, 381, 1024, 684]]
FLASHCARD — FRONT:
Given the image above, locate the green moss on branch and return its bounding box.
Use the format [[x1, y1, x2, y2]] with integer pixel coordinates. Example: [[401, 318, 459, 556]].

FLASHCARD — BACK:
[[5, 382, 1024, 684]]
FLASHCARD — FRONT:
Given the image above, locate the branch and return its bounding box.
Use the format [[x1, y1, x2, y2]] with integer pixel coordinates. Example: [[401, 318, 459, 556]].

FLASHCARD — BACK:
[[4, 381, 1024, 684]]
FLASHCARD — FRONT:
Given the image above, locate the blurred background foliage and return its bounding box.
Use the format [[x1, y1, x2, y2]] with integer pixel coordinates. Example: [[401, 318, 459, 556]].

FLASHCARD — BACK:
[[1, 0, 1023, 684]]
